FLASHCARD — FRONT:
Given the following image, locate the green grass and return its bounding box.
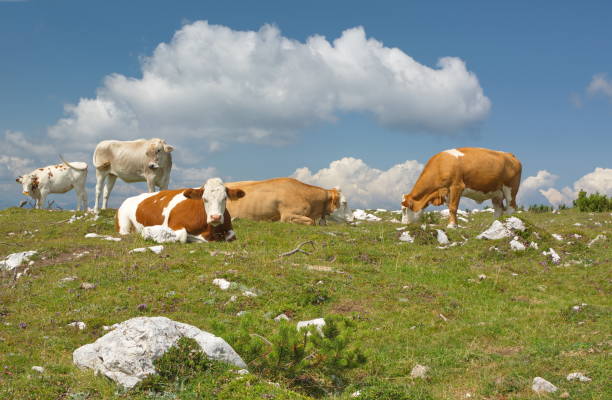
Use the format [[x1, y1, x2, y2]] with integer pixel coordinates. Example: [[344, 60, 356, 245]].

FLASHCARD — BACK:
[[0, 207, 610, 399]]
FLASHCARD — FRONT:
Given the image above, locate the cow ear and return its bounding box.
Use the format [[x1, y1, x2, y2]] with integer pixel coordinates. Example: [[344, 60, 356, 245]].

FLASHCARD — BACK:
[[16, 176, 22, 183], [226, 188, 245, 200], [164, 144, 174, 152], [183, 188, 204, 199]]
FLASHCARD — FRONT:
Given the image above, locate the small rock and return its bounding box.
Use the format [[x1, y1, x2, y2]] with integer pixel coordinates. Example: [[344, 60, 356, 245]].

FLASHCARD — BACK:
[[274, 313, 290, 321], [542, 248, 561, 264], [0, 250, 37, 271], [351, 390, 361, 397], [410, 364, 429, 379], [560, 391, 570, 398], [236, 311, 247, 317], [242, 290, 258, 297], [510, 237, 526, 251], [532, 377, 558, 393], [59, 276, 78, 283], [129, 248, 146, 253], [228, 295, 238, 302], [399, 231, 414, 243], [436, 229, 449, 245], [587, 234, 606, 247], [212, 278, 232, 290], [297, 318, 326, 335], [236, 369, 249, 375], [571, 303, 587, 312], [31, 366, 44, 373], [566, 372, 591, 382], [529, 241, 539, 249], [478, 274, 487, 281], [67, 321, 87, 330], [148, 245, 164, 254], [80, 282, 96, 290], [137, 303, 148, 312], [552, 233, 563, 241]]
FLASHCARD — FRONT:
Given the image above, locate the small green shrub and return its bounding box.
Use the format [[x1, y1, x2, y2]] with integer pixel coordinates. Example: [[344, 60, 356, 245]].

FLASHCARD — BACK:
[[421, 211, 441, 225], [573, 190, 612, 212], [528, 204, 553, 213]]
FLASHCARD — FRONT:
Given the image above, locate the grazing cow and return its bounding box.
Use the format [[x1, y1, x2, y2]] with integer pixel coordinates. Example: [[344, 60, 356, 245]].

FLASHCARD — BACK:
[[16, 157, 88, 210], [116, 178, 245, 243], [224, 177, 350, 225], [401, 147, 522, 228], [93, 138, 174, 211]]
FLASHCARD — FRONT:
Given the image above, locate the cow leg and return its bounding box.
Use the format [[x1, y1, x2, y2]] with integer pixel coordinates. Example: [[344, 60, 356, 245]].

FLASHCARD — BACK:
[[33, 195, 41, 209], [447, 186, 463, 229], [503, 185, 516, 215], [492, 197, 504, 219], [102, 174, 117, 209], [39, 191, 49, 210], [145, 176, 156, 192], [281, 213, 315, 225], [94, 170, 108, 211]]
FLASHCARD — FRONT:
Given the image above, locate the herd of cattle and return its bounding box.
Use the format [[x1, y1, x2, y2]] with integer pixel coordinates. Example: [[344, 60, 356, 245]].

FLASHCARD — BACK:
[[15, 138, 522, 242]]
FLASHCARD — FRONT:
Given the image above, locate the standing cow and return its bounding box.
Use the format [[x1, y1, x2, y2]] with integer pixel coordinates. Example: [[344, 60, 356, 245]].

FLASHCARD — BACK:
[[16, 157, 88, 210], [401, 147, 522, 228], [224, 177, 351, 225], [93, 138, 174, 211]]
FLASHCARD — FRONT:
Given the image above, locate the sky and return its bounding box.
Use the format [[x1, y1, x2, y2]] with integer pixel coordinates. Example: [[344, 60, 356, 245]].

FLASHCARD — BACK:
[[1, 0, 611, 210]]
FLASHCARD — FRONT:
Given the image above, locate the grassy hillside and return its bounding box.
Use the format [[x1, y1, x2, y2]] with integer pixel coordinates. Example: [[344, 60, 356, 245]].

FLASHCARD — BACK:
[[0, 207, 610, 399]]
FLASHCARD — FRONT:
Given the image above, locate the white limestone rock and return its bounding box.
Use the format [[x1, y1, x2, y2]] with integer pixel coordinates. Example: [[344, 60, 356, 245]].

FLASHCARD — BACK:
[[73, 316, 246, 389], [84, 233, 121, 242], [32, 366, 45, 373], [510, 237, 526, 251], [543, 248, 561, 264], [436, 229, 449, 245], [399, 231, 414, 243], [297, 318, 326, 335], [477, 217, 525, 240], [531, 377, 558, 393], [410, 364, 429, 379], [212, 278, 232, 290], [352, 209, 381, 222], [0, 251, 37, 271], [566, 372, 591, 382], [141, 225, 179, 243], [67, 321, 87, 330]]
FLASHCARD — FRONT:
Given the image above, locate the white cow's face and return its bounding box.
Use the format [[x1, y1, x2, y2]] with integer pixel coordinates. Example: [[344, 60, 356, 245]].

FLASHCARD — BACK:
[[17, 174, 39, 196], [202, 178, 245, 226], [329, 192, 353, 222], [147, 139, 174, 169], [401, 206, 422, 224]]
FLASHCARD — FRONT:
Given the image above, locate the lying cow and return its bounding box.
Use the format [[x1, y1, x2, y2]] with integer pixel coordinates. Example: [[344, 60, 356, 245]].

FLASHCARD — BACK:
[[224, 177, 350, 225], [116, 178, 245, 243], [93, 138, 174, 211], [16, 157, 88, 210], [401, 147, 522, 228]]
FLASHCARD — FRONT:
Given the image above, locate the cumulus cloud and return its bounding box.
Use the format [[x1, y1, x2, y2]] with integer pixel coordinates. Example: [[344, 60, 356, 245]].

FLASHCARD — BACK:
[[521, 167, 612, 207], [292, 157, 423, 209], [587, 73, 612, 99], [48, 22, 490, 156]]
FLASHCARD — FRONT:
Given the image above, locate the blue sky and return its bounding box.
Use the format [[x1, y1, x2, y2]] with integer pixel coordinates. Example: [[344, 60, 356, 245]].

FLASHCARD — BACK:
[[1, 0, 610, 209]]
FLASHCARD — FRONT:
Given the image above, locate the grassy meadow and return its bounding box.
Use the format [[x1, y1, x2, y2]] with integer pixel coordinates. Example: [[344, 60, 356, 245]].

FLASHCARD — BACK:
[[0, 207, 610, 399]]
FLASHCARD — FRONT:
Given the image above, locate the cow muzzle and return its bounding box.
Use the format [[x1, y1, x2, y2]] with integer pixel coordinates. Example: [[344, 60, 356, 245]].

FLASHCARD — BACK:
[[23, 191, 29, 196], [209, 214, 222, 226]]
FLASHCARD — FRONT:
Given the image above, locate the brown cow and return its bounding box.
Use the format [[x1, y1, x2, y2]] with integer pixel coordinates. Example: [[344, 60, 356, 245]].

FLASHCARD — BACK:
[[116, 178, 245, 242], [224, 177, 350, 225], [401, 147, 522, 228]]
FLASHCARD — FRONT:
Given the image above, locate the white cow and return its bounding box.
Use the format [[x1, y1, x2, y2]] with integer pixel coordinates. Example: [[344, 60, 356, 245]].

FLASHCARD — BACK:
[[16, 157, 88, 210], [93, 138, 174, 211]]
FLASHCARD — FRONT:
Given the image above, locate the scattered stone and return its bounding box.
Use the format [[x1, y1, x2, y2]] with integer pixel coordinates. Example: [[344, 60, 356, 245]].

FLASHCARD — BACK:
[[477, 217, 525, 240], [306, 265, 334, 272], [552, 233, 563, 241], [542, 248, 561, 264], [351, 390, 361, 397], [531, 377, 558, 393], [31, 366, 44, 373], [399, 231, 414, 243], [529, 241, 539, 249], [228, 295, 237, 303], [573, 222, 582, 226], [274, 313, 290, 322], [129, 248, 147, 253], [0, 251, 37, 271], [352, 209, 381, 221], [236, 369, 249, 375], [137, 304, 148, 312], [297, 318, 326, 335], [212, 278, 232, 290], [72, 316, 246, 388], [141, 225, 179, 243], [80, 282, 97, 290], [84, 233, 121, 242], [148, 245, 164, 255], [587, 234, 606, 247], [410, 364, 429, 379], [67, 321, 87, 330], [560, 391, 570, 398], [510, 237, 526, 251], [242, 290, 258, 297], [566, 372, 591, 382], [236, 311, 247, 317], [478, 274, 487, 281], [572, 303, 587, 312], [436, 229, 449, 245]]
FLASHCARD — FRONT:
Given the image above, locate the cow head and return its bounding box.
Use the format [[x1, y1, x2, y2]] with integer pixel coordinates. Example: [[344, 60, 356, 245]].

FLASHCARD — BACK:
[[146, 138, 174, 169], [18, 175, 39, 197], [184, 178, 245, 226], [401, 194, 422, 224], [326, 188, 354, 222]]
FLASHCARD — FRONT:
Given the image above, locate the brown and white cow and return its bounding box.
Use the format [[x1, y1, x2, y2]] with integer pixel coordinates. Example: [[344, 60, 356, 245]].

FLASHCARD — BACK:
[[401, 147, 522, 228], [16, 157, 88, 210], [93, 138, 174, 211], [224, 177, 350, 225], [116, 178, 245, 243]]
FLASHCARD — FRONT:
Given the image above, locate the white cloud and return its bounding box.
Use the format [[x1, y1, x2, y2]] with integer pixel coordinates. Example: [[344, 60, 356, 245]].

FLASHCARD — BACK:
[[573, 167, 612, 196], [539, 187, 575, 207], [48, 22, 490, 157], [517, 170, 559, 204], [171, 166, 219, 188], [587, 73, 612, 99], [292, 157, 423, 209]]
